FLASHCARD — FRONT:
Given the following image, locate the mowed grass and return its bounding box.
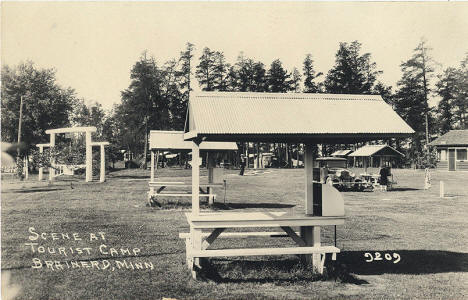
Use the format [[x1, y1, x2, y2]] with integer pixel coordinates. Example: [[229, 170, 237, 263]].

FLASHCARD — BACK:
[[1, 167, 467, 300]]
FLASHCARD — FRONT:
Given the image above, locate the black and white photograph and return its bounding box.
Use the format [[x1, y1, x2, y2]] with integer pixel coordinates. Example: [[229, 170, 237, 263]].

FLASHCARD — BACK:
[[1, 1, 467, 299]]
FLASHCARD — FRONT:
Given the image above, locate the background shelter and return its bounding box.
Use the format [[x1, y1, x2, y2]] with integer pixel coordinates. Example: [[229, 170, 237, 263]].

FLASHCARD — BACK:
[[429, 130, 468, 171], [148, 130, 238, 205], [149, 130, 238, 182], [181, 91, 414, 278], [348, 144, 404, 171]]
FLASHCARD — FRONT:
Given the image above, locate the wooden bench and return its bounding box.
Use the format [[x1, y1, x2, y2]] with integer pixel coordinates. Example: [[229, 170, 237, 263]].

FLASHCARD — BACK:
[[183, 212, 344, 278], [148, 182, 223, 205]]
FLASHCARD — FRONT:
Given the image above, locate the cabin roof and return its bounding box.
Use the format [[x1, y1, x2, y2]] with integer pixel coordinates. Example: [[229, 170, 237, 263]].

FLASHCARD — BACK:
[[348, 145, 404, 157], [429, 130, 468, 147]]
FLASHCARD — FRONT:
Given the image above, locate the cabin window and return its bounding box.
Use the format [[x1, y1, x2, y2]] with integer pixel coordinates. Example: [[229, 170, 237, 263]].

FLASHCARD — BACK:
[[439, 149, 447, 161], [456, 149, 467, 161]]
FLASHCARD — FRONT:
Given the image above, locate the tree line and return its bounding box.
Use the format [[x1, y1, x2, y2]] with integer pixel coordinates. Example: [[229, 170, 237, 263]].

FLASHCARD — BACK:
[[2, 39, 467, 169]]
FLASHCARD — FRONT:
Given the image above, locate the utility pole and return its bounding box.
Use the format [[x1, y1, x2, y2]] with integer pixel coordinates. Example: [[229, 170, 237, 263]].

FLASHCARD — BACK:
[[17, 95, 24, 158], [16, 95, 24, 179]]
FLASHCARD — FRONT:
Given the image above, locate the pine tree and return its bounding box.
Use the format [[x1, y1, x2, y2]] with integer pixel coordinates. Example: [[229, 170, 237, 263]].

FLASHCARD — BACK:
[[302, 54, 322, 93], [267, 59, 291, 92], [196, 47, 217, 91], [324, 41, 381, 94], [290, 68, 302, 92], [435, 67, 458, 133], [394, 39, 436, 158]]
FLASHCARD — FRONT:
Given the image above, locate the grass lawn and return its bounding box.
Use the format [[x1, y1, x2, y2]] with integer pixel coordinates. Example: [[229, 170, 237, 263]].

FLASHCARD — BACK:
[[1, 167, 467, 299]]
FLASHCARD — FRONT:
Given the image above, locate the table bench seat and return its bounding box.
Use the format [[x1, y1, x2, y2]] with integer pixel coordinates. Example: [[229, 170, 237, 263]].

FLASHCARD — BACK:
[[149, 182, 223, 187], [179, 231, 293, 239], [151, 193, 214, 197], [192, 246, 340, 258]]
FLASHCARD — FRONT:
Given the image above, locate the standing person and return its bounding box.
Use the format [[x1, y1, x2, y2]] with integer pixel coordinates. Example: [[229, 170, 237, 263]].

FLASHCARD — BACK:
[[379, 166, 388, 191], [239, 154, 246, 176]]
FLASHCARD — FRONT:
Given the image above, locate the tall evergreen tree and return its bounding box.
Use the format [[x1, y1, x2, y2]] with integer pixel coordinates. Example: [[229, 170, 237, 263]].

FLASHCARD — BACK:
[[394, 39, 435, 158], [195, 47, 216, 91], [373, 82, 394, 107], [324, 41, 381, 94], [212, 51, 230, 91], [229, 53, 267, 92], [118, 52, 167, 167], [453, 54, 468, 129], [302, 54, 322, 93], [173, 42, 194, 130], [267, 59, 291, 92], [435, 67, 458, 133], [290, 68, 302, 92]]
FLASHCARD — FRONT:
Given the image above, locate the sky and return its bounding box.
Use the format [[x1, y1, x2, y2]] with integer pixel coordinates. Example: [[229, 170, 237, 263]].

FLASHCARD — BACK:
[[2, 2, 468, 110]]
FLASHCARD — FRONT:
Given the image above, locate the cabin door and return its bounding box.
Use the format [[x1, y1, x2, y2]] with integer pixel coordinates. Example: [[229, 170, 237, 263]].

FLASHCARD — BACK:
[[448, 149, 456, 171]]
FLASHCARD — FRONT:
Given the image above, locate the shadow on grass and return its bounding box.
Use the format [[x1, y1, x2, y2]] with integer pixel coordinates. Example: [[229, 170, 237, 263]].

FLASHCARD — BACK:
[[197, 256, 368, 285], [337, 250, 468, 275], [10, 188, 66, 193], [110, 175, 149, 179], [148, 200, 294, 210], [224, 203, 296, 209], [148, 199, 213, 210], [389, 187, 421, 191], [195, 249, 468, 284], [209, 202, 295, 210]]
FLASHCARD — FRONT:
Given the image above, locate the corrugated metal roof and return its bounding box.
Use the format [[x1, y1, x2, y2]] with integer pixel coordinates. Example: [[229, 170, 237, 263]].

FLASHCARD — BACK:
[[429, 130, 468, 146], [185, 92, 414, 141], [348, 145, 404, 157], [331, 149, 353, 156], [149, 130, 237, 150]]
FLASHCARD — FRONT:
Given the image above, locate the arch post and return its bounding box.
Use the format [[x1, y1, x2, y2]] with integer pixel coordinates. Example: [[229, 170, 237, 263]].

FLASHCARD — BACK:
[[100, 144, 105, 182], [49, 134, 55, 181], [85, 131, 92, 182]]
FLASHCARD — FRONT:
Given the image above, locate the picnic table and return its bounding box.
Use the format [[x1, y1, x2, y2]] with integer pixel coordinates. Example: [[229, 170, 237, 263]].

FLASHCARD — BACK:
[[180, 211, 344, 278], [148, 181, 223, 205], [359, 173, 396, 190]]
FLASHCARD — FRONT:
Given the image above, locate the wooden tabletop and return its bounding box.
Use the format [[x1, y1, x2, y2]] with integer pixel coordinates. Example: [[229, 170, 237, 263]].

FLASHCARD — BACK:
[[185, 211, 345, 228]]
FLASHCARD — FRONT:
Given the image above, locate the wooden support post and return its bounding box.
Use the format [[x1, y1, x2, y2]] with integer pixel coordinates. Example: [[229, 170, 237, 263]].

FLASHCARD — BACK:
[[100, 144, 105, 182], [150, 150, 155, 182], [304, 144, 315, 215], [24, 156, 29, 180], [38, 145, 44, 181], [207, 152, 216, 205], [49, 134, 55, 181], [191, 228, 202, 279], [300, 226, 322, 272], [150, 150, 155, 195], [191, 140, 201, 215], [85, 131, 92, 182]]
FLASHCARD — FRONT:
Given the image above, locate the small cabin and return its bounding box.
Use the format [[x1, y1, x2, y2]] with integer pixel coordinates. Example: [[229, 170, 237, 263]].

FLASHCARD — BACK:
[[349, 145, 404, 169], [429, 130, 468, 171]]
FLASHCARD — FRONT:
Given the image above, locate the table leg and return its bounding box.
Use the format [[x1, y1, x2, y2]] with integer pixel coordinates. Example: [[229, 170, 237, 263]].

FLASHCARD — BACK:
[[207, 187, 214, 205], [300, 226, 322, 273], [191, 228, 202, 279]]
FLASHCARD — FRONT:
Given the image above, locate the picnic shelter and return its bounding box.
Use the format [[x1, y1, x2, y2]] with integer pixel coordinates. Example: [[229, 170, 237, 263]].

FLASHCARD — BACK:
[[148, 130, 237, 204], [181, 91, 414, 279]]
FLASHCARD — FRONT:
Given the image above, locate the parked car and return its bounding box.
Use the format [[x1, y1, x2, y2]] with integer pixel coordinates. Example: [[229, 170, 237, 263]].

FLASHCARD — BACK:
[[316, 157, 371, 191]]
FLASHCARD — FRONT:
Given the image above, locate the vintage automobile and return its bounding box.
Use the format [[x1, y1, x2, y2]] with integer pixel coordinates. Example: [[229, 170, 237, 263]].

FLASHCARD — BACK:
[[315, 157, 372, 191]]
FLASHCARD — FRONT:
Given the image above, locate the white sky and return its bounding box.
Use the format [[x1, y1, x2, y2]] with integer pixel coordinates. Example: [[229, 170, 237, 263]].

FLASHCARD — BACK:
[[2, 2, 468, 110]]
